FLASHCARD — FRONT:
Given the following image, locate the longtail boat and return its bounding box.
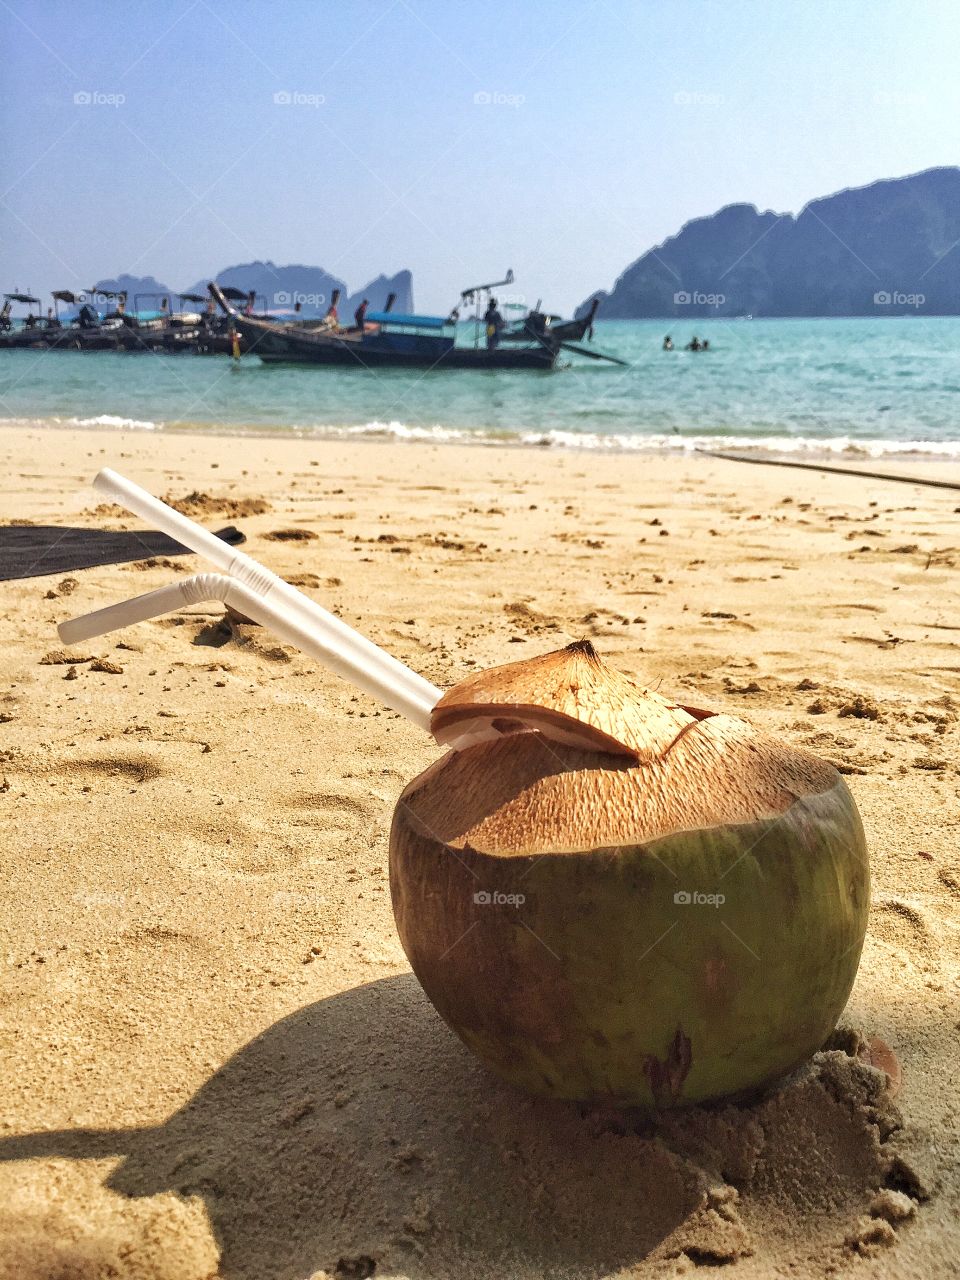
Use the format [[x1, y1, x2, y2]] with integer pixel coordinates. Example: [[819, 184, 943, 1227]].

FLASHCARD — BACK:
[[209, 283, 558, 369], [209, 279, 625, 370]]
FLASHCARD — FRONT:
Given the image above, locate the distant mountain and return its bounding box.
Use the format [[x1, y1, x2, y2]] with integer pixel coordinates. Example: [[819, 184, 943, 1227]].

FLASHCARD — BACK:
[[186, 261, 346, 316], [183, 261, 413, 317], [345, 270, 414, 318], [90, 263, 415, 318], [92, 274, 176, 303], [579, 167, 960, 318]]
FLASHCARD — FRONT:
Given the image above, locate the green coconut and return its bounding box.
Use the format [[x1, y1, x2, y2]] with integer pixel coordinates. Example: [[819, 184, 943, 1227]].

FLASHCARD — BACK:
[[390, 641, 869, 1109]]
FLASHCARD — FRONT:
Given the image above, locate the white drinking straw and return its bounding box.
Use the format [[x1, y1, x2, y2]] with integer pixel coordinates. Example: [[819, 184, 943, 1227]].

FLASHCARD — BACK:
[[60, 469, 443, 731], [90, 468, 440, 712], [59, 572, 437, 728]]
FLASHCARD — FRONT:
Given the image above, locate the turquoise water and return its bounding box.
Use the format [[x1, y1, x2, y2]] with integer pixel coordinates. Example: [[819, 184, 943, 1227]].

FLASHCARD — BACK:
[[2, 318, 959, 456]]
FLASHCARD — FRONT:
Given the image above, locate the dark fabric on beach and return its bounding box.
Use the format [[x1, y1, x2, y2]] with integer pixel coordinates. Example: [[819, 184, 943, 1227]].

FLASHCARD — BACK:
[[0, 525, 245, 581]]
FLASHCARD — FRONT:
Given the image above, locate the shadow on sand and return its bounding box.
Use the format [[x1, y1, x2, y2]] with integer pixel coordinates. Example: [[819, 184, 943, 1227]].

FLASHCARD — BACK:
[[0, 974, 705, 1279]]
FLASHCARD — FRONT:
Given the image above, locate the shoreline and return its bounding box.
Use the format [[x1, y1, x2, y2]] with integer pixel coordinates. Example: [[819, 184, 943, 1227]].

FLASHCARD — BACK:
[[4, 413, 960, 468]]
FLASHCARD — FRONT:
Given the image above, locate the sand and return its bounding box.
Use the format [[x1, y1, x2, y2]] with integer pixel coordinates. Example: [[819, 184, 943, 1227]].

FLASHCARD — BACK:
[[0, 423, 958, 1279]]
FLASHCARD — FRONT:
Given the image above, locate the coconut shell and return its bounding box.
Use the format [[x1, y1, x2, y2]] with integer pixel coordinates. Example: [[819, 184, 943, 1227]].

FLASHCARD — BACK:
[[431, 638, 703, 757], [391, 642, 870, 1108]]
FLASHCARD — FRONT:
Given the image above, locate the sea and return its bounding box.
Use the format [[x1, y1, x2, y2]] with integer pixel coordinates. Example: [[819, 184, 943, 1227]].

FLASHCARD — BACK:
[[2, 317, 959, 459]]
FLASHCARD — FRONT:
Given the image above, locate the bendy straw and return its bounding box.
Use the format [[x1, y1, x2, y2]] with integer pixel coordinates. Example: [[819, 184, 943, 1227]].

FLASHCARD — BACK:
[[59, 571, 438, 728], [88, 468, 440, 712], [61, 469, 443, 729]]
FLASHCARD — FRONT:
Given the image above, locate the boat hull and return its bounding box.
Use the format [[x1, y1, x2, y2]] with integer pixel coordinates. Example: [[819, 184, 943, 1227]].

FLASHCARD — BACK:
[[258, 344, 557, 370]]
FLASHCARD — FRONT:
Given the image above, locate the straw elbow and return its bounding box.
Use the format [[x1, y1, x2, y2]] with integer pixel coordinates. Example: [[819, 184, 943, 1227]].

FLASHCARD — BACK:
[[182, 573, 234, 607]]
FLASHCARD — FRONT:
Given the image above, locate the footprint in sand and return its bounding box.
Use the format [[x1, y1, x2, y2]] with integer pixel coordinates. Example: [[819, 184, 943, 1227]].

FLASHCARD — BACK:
[[114, 924, 207, 965], [283, 789, 384, 848], [164, 810, 316, 879], [263, 528, 318, 542], [56, 752, 167, 788], [870, 898, 939, 973], [164, 787, 381, 879]]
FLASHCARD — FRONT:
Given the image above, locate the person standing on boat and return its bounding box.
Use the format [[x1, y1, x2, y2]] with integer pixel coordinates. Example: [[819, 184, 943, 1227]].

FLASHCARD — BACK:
[[484, 297, 504, 349], [354, 298, 369, 333]]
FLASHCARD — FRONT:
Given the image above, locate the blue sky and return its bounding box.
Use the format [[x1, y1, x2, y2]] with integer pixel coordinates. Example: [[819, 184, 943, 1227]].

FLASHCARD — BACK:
[[1, 0, 956, 313]]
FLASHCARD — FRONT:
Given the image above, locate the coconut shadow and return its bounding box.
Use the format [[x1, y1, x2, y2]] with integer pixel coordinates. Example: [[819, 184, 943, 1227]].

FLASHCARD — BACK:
[[0, 974, 706, 1279]]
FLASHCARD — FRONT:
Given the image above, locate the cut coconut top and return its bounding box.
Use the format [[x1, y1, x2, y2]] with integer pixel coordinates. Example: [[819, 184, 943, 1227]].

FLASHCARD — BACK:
[[403, 713, 844, 857], [431, 639, 707, 758], [409, 641, 843, 855]]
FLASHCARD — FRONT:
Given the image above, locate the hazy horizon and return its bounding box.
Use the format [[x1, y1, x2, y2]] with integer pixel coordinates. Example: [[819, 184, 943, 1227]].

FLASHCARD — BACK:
[[2, 1, 957, 314]]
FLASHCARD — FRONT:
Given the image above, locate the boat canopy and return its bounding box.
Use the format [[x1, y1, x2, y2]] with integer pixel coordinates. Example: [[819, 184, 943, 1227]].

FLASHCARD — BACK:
[[5, 293, 40, 304], [367, 311, 449, 329], [52, 290, 78, 304]]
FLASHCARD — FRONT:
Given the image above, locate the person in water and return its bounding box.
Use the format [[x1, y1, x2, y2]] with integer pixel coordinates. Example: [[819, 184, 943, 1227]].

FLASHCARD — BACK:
[[662, 335, 673, 351], [686, 335, 701, 351], [702, 339, 710, 351], [354, 298, 369, 332], [484, 297, 504, 350]]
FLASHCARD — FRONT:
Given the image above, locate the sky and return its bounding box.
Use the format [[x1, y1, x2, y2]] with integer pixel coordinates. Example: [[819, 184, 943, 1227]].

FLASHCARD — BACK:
[[1, 0, 957, 315]]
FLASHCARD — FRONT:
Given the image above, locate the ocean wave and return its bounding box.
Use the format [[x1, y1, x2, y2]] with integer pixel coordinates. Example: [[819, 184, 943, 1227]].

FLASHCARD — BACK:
[[4, 414, 960, 460], [0, 413, 165, 431], [297, 420, 960, 460], [66, 413, 162, 431]]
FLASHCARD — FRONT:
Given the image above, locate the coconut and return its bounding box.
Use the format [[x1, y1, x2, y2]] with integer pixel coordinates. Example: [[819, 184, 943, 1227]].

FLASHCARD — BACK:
[[390, 640, 869, 1109]]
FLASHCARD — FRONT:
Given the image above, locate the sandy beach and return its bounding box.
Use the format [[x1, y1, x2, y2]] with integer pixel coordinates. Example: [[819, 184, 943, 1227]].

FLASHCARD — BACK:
[[1, 423, 958, 1279]]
